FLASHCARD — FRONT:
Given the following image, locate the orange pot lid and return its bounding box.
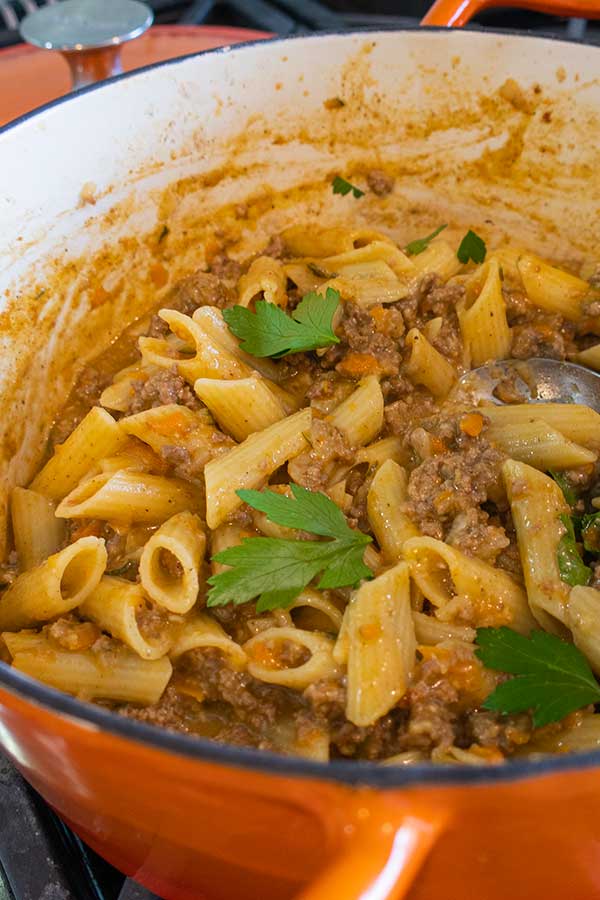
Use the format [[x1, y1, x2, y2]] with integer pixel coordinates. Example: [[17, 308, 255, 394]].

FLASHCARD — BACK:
[[0, 24, 271, 128]]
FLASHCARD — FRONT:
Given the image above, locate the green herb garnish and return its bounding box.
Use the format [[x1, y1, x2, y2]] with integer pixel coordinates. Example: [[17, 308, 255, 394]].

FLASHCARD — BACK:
[[405, 224, 448, 256], [557, 513, 591, 587], [457, 229, 487, 264], [222, 288, 340, 358], [332, 176, 364, 199], [476, 626, 600, 727], [206, 484, 373, 611], [549, 469, 577, 507]]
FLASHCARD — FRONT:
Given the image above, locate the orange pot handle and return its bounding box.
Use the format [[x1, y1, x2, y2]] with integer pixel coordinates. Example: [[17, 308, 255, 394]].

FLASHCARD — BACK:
[[422, 0, 600, 27], [295, 793, 445, 900]]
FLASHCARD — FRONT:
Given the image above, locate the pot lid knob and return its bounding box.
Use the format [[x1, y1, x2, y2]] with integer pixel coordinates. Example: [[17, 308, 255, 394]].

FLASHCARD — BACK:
[[20, 0, 153, 90]]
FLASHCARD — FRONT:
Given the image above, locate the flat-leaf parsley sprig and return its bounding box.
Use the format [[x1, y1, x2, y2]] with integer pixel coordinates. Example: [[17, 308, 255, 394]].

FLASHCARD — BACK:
[[222, 288, 340, 358], [457, 229, 487, 264], [206, 484, 373, 611], [405, 224, 448, 257], [332, 175, 365, 199], [476, 626, 600, 727]]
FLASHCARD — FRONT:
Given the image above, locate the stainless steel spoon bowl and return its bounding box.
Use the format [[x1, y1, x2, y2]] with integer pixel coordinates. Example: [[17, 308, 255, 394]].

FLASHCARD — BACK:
[[459, 358, 600, 412]]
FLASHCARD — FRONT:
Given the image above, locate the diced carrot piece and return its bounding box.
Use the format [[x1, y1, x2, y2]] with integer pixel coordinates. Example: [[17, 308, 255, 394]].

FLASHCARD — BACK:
[[459, 413, 485, 438], [337, 351, 382, 377]]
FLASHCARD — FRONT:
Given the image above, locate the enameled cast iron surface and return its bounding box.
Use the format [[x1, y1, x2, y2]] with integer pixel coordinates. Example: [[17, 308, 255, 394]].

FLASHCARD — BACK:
[[1, 29, 600, 900]]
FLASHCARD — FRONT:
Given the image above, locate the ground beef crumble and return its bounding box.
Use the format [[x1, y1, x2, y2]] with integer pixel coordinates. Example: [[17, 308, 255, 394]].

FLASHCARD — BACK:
[[126, 369, 202, 415]]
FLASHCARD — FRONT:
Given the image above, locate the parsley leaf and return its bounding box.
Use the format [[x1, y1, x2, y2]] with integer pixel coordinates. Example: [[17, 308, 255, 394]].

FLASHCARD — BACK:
[[332, 176, 364, 199], [549, 469, 577, 507], [557, 513, 591, 587], [582, 512, 600, 554], [206, 484, 373, 611], [222, 288, 340, 359], [457, 229, 487, 264], [405, 225, 448, 257], [476, 626, 600, 727]]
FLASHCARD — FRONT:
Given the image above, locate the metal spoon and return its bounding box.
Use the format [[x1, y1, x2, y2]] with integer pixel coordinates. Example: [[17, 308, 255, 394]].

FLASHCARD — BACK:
[[458, 358, 600, 412]]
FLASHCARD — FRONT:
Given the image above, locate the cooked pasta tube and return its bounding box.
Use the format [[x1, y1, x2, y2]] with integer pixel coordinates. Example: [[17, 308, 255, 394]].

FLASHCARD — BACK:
[[55, 471, 202, 524], [79, 576, 173, 660], [31, 407, 128, 501], [99, 362, 151, 413], [194, 376, 286, 441], [119, 403, 233, 469], [281, 225, 390, 258], [191, 307, 282, 382], [288, 588, 344, 633], [170, 613, 247, 668], [0, 536, 106, 630], [517, 253, 589, 321], [485, 419, 597, 469], [204, 408, 311, 529], [7, 633, 171, 704], [367, 460, 419, 563], [524, 712, 600, 755], [243, 627, 338, 689], [577, 344, 600, 371], [139, 511, 205, 614], [459, 259, 511, 366], [481, 403, 600, 449], [320, 241, 416, 280], [566, 586, 600, 676], [345, 561, 416, 727], [327, 375, 383, 446], [237, 256, 288, 308], [410, 240, 461, 281], [412, 611, 476, 646], [503, 459, 570, 633], [355, 436, 406, 468], [11, 487, 65, 570], [403, 535, 537, 634], [143, 309, 248, 382], [404, 328, 456, 398]]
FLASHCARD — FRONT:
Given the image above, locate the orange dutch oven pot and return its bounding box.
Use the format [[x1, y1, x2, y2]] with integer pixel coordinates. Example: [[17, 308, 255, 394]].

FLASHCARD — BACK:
[[0, 1, 600, 897]]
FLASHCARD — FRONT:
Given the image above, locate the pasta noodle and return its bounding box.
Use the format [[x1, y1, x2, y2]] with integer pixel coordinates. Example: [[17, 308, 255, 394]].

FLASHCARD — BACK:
[[344, 562, 416, 727], [367, 459, 419, 563], [517, 253, 589, 321], [169, 613, 247, 669], [484, 419, 597, 469], [31, 407, 128, 501], [193, 376, 286, 441], [204, 407, 311, 529], [503, 459, 570, 634], [55, 471, 202, 524], [403, 536, 537, 634], [11, 487, 65, 570], [0, 537, 106, 630], [139, 511, 205, 614], [459, 259, 511, 366], [243, 627, 338, 689], [404, 328, 456, 398]]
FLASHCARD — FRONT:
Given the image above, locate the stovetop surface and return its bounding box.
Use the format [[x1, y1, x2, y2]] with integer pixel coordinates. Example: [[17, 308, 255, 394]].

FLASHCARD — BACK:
[[1, 1, 599, 898]]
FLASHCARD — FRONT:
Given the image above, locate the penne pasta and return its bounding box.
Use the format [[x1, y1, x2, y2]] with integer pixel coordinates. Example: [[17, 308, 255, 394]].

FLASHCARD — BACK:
[[566, 586, 600, 676], [403, 535, 537, 634], [55, 471, 202, 524], [355, 435, 406, 468], [577, 344, 600, 371], [191, 307, 282, 382], [237, 256, 288, 309], [459, 259, 511, 366], [327, 375, 383, 447], [194, 376, 286, 442], [503, 459, 570, 633], [31, 407, 128, 501], [412, 611, 476, 646], [204, 407, 311, 529], [485, 419, 597, 469], [243, 627, 338, 689], [410, 239, 461, 281], [517, 253, 589, 321], [11, 487, 65, 570], [0, 537, 106, 630], [6, 633, 172, 704], [139, 511, 206, 614], [169, 613, 247, 668], [79, 576, 174, 660], [345, 562, 416, 727], [367, 459, 419, 563], [404, 328, 457, 398], [288, 588, 344, 633], [119, 403, 234, 471], [481, 403, 600, 450]]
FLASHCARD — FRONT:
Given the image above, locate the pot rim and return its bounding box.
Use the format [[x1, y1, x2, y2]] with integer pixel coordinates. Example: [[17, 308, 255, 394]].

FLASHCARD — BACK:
[[2, 27, 600, 788]]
